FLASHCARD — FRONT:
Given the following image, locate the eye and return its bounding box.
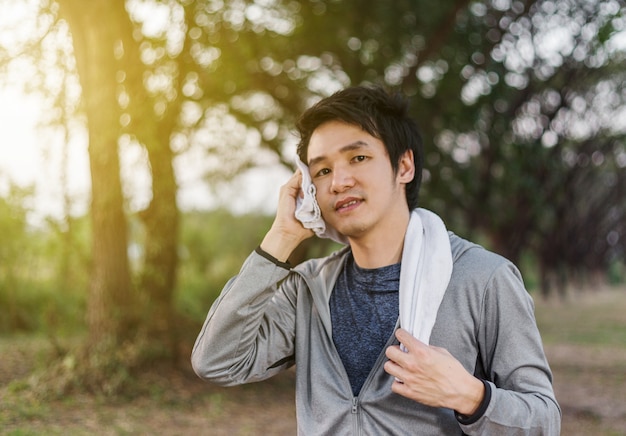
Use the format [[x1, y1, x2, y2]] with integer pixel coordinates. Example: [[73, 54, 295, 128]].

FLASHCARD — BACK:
[[352, 155, 367, 163], [314, 168, 331, 177]]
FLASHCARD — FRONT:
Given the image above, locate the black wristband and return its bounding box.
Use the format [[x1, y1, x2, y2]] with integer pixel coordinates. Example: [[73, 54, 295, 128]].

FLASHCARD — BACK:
[[255, 246, 291, 270], [455, 379, 492, 425]]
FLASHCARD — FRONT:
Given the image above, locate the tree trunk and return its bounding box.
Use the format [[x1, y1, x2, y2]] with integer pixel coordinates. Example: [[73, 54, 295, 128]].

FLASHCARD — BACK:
[[115, 7, 181, 356], [59, 0, 180, 359], [137, 127, 180, 356], [57, 0, 134, 345]]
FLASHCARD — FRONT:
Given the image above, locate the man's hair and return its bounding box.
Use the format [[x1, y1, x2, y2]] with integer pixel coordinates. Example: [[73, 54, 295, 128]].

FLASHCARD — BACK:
[[296, 85, 424, 210]]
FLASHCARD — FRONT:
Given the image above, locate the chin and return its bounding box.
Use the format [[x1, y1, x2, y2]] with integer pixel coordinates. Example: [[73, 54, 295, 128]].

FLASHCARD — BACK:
[[333, 222, 368, 238]]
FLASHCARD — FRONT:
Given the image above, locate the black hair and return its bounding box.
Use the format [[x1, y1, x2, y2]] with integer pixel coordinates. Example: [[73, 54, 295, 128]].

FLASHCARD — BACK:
[[296, 85, 424, 210]]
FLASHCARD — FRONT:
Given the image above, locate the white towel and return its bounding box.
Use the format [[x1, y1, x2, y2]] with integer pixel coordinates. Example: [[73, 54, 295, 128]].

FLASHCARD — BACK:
[[293, 157, 453, 345], [399, 209, 452, 346], [294, 157, 348, 244]]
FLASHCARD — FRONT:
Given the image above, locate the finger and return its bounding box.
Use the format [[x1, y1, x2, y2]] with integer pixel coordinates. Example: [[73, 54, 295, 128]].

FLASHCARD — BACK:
[[279, 171, 302, 201], [292, 171, 307, 199], [286, 169, 302, 189], [394, 328, 428, 354], [385, 344, 405, 363], [390, 376, 412, 396], [383, 359, 408, 382], [384, 360, 415, 397]]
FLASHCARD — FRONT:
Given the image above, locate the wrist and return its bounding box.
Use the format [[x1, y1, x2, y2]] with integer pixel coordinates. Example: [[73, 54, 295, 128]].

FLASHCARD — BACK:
[[255, 246, 291, 269], [260, 229, 302, 263], [453, 376, 485, 416], [454, 379, 491, 425]]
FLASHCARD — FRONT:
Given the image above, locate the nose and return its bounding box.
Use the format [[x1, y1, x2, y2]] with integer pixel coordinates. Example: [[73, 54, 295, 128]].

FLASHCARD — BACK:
[[330, 165, 355, 193]]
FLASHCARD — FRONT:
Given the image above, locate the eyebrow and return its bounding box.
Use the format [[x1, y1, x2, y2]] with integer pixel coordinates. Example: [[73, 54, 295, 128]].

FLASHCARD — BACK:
[[307, 140, 370, 168]]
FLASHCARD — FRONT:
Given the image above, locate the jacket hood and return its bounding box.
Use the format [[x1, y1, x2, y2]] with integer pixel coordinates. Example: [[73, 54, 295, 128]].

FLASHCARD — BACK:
[[448, 231, 482, 263]]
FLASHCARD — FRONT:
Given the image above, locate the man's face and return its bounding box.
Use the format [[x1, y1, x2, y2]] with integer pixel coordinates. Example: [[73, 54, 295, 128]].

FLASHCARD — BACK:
[[307, 120, 414, 240]]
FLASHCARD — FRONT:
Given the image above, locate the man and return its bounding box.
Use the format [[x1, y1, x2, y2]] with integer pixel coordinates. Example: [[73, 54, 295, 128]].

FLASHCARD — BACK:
[[191, 86, 561, 435]]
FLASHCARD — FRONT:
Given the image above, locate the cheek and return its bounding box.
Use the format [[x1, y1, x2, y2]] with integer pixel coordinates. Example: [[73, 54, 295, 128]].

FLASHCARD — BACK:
[[314, 187, 334, 215], [313, 180, 328, 200]]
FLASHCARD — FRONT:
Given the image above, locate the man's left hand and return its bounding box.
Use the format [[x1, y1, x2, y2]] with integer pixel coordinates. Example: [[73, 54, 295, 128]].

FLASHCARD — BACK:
[[384, 328, 485, 416]]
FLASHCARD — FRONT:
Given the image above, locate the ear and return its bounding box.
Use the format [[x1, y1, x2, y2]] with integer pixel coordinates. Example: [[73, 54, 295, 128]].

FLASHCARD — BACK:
[[397, 150, 415, 183]]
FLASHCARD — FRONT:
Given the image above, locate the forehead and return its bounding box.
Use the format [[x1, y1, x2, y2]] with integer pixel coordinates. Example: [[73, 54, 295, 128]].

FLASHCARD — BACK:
[[306, 120, 385, 164]]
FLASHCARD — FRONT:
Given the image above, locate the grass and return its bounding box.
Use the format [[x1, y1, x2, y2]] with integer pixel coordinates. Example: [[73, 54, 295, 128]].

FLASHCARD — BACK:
[[535, 287, 626, 347]]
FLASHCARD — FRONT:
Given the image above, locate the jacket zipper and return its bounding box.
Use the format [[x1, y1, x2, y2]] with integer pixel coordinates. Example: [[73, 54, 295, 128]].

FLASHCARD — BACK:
[[352, 397, 360, 435], [296, 268, 365, 434]]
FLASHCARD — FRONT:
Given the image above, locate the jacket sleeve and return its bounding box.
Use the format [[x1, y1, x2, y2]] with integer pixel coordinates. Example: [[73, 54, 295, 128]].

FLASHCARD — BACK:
[[190, 250, 298, 386], [461, 262, 562, 436]]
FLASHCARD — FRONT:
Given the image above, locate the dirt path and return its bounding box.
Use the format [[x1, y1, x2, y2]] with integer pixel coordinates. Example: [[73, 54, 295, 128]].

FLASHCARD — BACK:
[[546, 343, 626, 435]]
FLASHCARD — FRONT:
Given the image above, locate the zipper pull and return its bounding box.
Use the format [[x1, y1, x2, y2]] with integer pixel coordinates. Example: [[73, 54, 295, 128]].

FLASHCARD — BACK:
[[352, 397, 359, 414]]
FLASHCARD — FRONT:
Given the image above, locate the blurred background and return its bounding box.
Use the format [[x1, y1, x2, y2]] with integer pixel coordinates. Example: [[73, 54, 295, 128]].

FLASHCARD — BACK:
[[0, 0, 625, 434]]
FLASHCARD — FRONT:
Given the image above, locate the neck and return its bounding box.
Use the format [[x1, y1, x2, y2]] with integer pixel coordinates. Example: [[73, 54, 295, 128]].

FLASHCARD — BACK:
[[349, 209, 410, 268]]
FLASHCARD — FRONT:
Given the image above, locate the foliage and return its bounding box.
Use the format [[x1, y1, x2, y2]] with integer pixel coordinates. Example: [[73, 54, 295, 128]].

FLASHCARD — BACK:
[[0, 185, 76, 333], [176, 208, 275, 322], [0, 183, 90, 334], [115, 0, 626, 295], [0, 184, 33, 331], [1, 0, 625, 334], [0, 203, 277, 335]]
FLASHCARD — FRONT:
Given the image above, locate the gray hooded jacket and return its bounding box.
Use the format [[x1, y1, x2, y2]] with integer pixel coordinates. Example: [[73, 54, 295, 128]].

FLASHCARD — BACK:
[[191, 233, 561, 435]]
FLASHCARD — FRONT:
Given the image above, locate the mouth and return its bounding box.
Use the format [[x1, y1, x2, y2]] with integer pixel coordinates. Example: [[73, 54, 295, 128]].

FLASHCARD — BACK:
[[335, 197, 362, 212]]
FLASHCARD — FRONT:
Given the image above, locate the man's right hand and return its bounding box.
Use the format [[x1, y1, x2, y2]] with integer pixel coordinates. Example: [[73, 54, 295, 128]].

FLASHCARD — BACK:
[[260, 170, 314, 262]]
